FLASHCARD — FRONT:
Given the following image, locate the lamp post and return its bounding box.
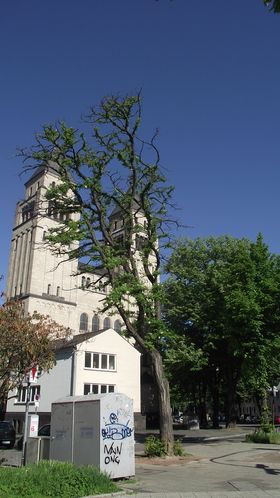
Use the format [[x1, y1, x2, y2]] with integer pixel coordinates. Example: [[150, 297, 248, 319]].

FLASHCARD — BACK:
[[21, 380, 31, 466]]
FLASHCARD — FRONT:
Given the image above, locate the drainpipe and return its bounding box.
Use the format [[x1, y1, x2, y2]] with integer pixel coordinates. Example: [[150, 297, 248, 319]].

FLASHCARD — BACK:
[[70, 346, 77, 396]]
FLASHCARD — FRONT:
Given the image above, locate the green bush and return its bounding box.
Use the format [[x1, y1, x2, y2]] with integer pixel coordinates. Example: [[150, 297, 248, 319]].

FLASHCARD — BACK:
[[0, 460, 119, 498], [144, 435, 167, 457], [173, 439, 185, 456], [246, 429, 280, 444], [144, 435, 186, 458]]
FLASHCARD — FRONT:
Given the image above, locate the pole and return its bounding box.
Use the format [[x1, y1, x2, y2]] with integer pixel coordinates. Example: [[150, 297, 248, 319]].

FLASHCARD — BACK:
[[21, 381, 31, 466]]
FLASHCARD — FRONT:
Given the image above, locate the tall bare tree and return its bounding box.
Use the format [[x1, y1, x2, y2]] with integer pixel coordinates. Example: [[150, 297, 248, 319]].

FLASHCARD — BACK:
[[20, 94, 175, 452]]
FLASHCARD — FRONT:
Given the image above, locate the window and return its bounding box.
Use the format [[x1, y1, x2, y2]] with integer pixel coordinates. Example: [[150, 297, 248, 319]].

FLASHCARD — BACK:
[[103, 317, 111, 330], [81, 276, 86, 289], [101, 354, 107, 369], [86, 278, 91, 288], [114, 320, 122, 333], [84, 384, 115, 395], [47, 284, 51, 295], [85, 352, 91, 368], [17, 386, 40, 404], [84, 352, 116, 371], [22, 202, 35, 223], [56, 286, 60, 297], [92, 315, 100, 332], [80, 313, 88, 332]]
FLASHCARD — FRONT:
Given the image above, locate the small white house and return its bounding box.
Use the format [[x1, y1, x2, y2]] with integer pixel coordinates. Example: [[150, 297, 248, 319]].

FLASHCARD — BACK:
[[6, 328, 141, 430]]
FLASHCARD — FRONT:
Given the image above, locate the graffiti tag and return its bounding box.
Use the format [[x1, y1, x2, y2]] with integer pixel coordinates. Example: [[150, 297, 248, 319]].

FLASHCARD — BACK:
[[104, 441, 122, 465], [102, 412, 133, 440]]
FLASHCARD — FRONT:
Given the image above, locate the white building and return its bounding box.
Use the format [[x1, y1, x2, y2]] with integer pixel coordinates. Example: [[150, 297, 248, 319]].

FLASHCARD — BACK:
[[6, 328, 141, 429], [5, 163, 145, 429]]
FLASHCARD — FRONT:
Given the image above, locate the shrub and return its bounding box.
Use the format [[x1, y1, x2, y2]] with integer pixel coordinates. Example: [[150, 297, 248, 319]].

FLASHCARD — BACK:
[[246, 429, 280, 444], [0, 460, 119, 498], [144, 435, 186, 457], [144, 435, 167, 457], [173, 439, 185, 456]]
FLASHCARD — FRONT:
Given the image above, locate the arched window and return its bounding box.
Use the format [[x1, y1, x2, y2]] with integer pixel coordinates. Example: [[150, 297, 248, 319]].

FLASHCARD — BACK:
[[114, 320, 122, 333], [92, 315, 100, 332], [81, 276, 86, 289], [80, 313, 88, 332], [103, 317, 111, 330]]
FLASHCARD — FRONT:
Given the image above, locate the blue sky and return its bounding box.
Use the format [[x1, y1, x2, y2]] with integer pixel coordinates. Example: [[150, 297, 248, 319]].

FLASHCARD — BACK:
[[1, 0, 280, 289]]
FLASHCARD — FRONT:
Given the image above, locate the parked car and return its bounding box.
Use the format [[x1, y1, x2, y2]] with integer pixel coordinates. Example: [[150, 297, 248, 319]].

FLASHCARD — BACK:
[[0, 421, 16, 449], [173, 415, 183, 424], [17, 424, 51, 451]]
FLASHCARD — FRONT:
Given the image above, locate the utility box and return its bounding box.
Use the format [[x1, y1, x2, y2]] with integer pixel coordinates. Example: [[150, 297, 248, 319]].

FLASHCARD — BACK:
[[25, 437, 50, 464], [50, 393, 135, 478]]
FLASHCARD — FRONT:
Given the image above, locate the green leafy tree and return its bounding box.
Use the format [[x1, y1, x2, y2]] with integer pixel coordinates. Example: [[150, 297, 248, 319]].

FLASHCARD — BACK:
[[20, 94, 175, 453], [264, 0, 280, 13], [0, 300, 65, 419], [163, 235, 280, 427]]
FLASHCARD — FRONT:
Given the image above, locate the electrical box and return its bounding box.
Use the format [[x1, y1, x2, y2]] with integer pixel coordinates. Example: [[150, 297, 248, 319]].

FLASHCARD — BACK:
[[50, 393, 135, 478]]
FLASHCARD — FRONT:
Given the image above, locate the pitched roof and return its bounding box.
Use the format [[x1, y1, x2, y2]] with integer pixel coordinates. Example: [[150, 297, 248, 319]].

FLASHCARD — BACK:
[[24, 161, 61, 186]]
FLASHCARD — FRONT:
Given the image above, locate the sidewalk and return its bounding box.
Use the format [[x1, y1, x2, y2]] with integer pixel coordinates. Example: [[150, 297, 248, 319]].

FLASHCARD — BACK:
[[121, 436, 280, 497], [92, 491, 280, 497]]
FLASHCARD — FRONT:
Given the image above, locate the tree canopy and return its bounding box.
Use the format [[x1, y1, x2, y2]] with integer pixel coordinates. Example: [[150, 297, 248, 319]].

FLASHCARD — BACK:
[[20, 93, 176, 452], [163, 235, 280, 426], [264, 0, 280, 13]]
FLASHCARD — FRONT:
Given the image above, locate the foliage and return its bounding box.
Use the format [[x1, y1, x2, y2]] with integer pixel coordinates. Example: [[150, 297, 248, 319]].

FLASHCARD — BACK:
[[144, 435, 167, 457], [173, 439, 185, 456], [0, 300, 66, 403], [163, 234, 280, 427], [144, 435, 185, 457], [264, 0, 280, 12], [0, 460, 119, 498], [20, 93, 175, 452], [246, 429, 280, 444]]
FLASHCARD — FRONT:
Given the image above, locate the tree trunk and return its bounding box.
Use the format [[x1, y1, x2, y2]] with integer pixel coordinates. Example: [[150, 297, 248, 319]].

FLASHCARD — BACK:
[[198, 381, 208, 427], [225, 373, 238, 428], [149, 349, 174, 455]]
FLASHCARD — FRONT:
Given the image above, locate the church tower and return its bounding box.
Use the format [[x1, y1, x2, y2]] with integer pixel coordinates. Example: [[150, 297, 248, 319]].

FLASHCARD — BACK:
[[5, 163, 79, 330]]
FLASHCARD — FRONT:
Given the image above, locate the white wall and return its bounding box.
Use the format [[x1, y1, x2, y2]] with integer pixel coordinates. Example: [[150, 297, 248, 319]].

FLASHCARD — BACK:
[[74, 329, 141, 412]]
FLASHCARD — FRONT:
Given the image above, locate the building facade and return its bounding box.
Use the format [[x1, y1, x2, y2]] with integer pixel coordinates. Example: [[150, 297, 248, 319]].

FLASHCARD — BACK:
[[6, 329, 141, 430]]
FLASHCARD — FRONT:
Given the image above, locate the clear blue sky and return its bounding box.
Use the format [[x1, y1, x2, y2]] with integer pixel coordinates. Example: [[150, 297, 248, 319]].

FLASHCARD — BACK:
[[1, 0, 280, 290]]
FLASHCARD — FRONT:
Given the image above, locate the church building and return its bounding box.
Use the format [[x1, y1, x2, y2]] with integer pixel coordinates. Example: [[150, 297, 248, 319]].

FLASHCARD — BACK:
[[5, 163, 146, 429]]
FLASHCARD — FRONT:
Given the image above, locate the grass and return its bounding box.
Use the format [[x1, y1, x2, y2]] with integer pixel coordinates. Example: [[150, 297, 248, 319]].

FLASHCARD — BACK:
[[0, 460, 120, 498], [246, 428, 280, 444]]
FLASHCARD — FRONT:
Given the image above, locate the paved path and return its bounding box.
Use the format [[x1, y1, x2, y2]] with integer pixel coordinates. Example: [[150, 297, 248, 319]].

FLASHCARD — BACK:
[[2, 428, 280, 497], [121, 437, 280, 497]]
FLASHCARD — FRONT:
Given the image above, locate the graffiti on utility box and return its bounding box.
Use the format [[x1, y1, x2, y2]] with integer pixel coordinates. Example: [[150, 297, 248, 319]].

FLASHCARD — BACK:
[[104, 441, 122, 465], [101, 412, 133, 441]]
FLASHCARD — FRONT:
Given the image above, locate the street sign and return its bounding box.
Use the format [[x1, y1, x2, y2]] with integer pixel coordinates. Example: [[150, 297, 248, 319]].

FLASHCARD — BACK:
[[34, 393, 40, 408]]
